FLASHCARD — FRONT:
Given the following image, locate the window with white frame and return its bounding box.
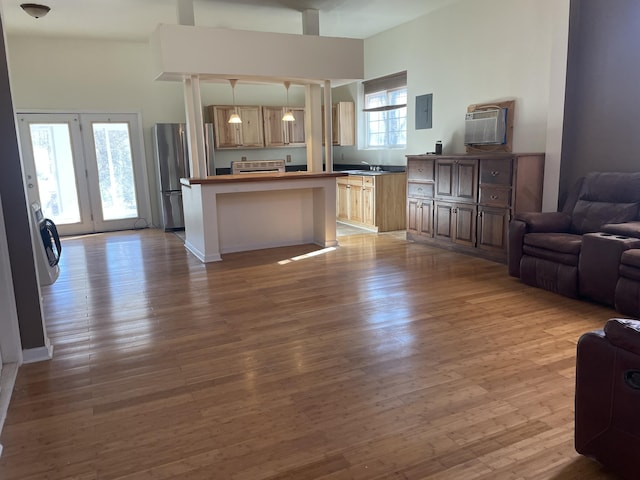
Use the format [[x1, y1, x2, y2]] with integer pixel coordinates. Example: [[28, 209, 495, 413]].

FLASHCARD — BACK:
[[363, 71, 407, 149]]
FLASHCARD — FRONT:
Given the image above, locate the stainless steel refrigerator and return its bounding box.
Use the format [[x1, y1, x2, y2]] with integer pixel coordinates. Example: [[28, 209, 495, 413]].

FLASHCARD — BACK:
[[153, 123, 189, 231]]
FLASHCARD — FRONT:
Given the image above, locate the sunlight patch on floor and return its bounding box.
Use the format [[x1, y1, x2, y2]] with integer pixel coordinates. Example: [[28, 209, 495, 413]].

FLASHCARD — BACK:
[[278, 247, 337, 265]]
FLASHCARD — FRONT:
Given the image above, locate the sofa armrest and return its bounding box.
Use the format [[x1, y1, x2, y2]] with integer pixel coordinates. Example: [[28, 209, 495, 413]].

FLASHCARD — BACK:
[[604, 318, 640, 355], [513, 211, 572, 233]]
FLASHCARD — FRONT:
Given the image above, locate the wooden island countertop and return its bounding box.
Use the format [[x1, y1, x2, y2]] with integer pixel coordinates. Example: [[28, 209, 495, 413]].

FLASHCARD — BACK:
[[181, 171, 345, 262], [181, 171, 346, 186]]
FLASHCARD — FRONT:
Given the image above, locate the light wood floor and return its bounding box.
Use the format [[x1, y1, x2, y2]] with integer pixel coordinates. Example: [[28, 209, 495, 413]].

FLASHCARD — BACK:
[[0, 229, 623, 479]]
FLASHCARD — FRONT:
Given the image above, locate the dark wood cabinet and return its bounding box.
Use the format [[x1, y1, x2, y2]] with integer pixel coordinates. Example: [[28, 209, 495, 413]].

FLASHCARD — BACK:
[[435, 158, 477, 202], [406, 153, 544, 262], [408, 197, 433, 237], [406, 158, 435, 239]]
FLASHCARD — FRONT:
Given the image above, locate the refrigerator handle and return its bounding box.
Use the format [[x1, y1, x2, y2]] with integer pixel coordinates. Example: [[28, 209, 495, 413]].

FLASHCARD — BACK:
[[179, 125, 190, 178]]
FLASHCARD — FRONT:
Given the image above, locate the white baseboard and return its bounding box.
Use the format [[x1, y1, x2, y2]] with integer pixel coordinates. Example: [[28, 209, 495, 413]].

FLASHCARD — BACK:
[[22, 343, 54, 364]]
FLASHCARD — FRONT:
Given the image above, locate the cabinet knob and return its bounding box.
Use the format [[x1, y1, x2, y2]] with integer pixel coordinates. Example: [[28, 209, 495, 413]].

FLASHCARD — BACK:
[[490, 195, 499, 200], [491, 171, 500, 176], [418, 168, 423, 172]]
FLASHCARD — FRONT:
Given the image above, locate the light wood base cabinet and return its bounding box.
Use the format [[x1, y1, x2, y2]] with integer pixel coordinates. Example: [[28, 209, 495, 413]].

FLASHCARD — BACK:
[[337, 172, 406, 232], [406, 153, 544, 262]]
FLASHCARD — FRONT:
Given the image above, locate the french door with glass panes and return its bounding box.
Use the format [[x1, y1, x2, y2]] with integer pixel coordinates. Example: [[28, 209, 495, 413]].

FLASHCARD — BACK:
[[17, 113, 150, 236]]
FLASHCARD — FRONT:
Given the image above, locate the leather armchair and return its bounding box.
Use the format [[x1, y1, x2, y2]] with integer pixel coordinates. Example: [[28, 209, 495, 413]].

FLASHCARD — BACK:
[[575, 318, 640, 480], [509, 172, 640, 299]]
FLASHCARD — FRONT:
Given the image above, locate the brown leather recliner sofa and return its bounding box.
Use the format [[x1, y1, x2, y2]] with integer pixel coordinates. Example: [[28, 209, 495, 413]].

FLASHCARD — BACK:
[[575, 318, 640, 479], [508, 172, 640, 308]]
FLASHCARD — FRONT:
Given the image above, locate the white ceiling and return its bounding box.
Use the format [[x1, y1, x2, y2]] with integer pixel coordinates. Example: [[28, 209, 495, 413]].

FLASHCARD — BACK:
[[0, 0, 462, 41]]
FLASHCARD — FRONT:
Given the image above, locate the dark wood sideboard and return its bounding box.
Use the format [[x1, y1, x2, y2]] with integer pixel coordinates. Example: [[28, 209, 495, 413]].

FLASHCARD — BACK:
[[406, 153, 545, 262]]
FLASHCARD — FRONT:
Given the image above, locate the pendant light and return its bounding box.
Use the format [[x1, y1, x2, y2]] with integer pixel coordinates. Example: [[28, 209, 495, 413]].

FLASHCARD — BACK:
[[228, 79, 242, 124], [282, 81, 295, 122]]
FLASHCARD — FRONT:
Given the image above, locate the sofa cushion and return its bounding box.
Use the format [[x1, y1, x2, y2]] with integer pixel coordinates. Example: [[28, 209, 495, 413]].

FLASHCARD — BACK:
[[602, 221, 640, 238], [523, 232, 582, 254], [570, 200, 639, 234], [619, 265, 640, 281], [604, 318, 640, 356], [621, 249, 640, 268], [522, 245, 579, 266]]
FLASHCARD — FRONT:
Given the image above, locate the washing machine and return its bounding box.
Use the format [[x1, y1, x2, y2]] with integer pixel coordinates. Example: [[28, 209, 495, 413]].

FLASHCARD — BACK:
[[30, 202, 61, 286]]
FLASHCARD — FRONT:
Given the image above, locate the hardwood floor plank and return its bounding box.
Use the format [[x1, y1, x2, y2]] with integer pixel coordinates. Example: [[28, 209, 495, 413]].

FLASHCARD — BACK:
[[0, 229, 622, 479]]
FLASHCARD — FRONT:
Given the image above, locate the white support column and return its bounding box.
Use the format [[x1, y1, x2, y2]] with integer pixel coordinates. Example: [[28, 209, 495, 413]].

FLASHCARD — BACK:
[[305, 84, 323, 172], [301, 10, 324, 172], [183, 75, 207, 179], [323, 80, 333, 172], [176, 0, 195, 26], [302, 9, 320, 36]]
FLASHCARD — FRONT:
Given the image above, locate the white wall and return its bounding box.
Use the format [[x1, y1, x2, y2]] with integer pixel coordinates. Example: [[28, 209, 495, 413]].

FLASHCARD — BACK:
[[7, 0, 569, 217], [5, 35, 309, 227], [333, 0, 568, 207]]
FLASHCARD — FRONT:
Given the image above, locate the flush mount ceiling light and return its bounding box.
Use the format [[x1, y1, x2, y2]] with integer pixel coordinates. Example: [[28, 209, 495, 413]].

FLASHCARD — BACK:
[[20, 3, 51, 18], [227, 79, 242, 124], [282, 81, 295, 122]]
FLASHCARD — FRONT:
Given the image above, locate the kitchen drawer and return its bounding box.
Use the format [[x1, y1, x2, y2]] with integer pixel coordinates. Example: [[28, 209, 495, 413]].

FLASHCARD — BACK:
[[479, 186, 511, 207], [347, 176, 364, 186], [363, 176, 375, 187], [480, 158, 512, 186], [408, 182, 434, 198], [408, 159, 435, 181]]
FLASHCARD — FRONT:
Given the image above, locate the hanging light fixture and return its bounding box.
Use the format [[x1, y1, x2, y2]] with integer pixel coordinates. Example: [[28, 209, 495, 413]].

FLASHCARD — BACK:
[[282, 81, 295, 122], [228, 79, 242, 124], [20, 3, 50, 18]]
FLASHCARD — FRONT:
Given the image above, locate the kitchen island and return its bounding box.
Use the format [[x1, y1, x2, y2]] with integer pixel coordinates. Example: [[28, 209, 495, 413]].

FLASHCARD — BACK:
[[181, 171, 347, 262]]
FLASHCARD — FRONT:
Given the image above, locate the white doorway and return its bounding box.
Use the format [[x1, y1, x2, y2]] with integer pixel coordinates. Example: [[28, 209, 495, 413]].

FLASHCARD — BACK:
[[17, 113, 151, 235]]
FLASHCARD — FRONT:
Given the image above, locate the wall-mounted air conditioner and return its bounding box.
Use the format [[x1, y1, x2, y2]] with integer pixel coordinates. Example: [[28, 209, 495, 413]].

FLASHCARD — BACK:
[[464, 108, 507, 145]]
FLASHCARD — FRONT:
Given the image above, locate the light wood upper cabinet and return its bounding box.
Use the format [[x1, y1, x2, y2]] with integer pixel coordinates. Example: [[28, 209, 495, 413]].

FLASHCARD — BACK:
[[237, 106, 264, 148], [323, 101, 355, 146], [263, 106, 305, 147], [333, 102, 355, 146], [211, 106, 238, 148], [286, 108, 306, 146], [210, 105, 264, 149]]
